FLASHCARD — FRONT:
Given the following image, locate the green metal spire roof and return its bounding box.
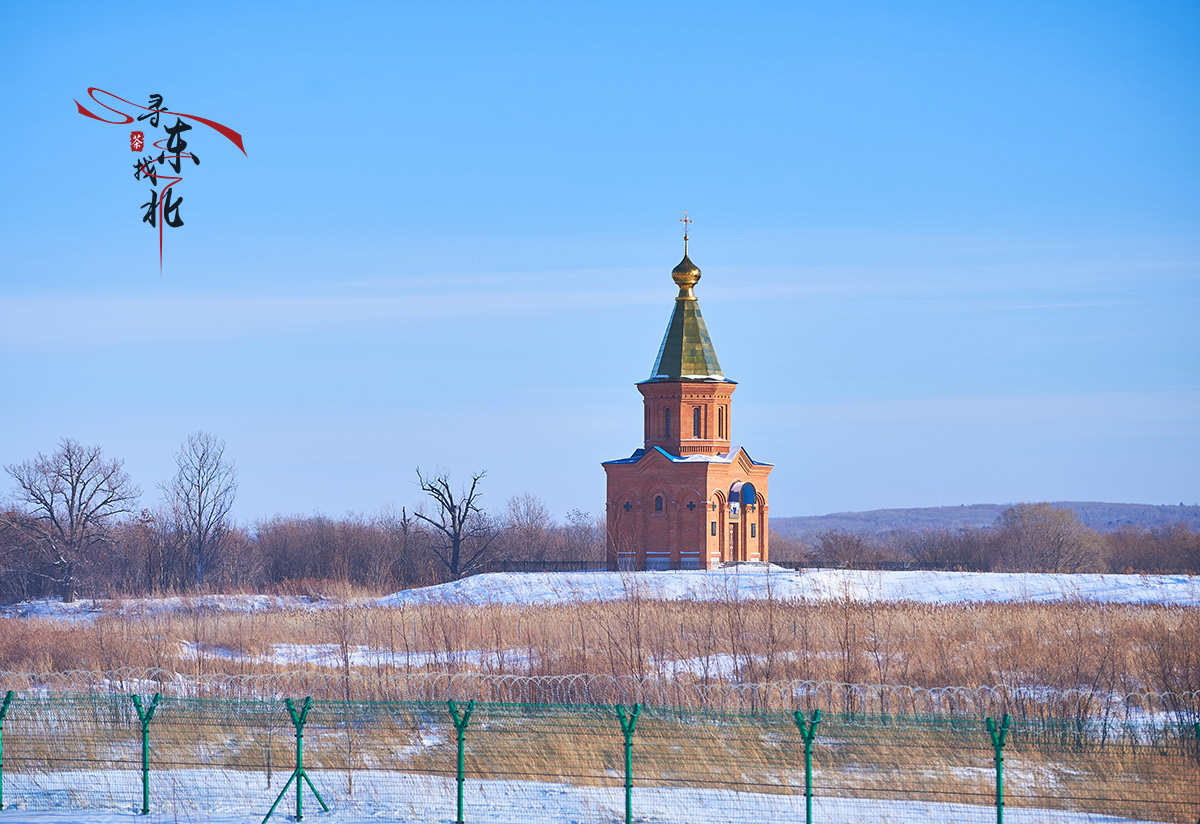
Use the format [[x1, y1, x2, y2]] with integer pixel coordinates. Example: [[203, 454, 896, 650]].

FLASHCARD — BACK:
[[644, 250, 730, 382]]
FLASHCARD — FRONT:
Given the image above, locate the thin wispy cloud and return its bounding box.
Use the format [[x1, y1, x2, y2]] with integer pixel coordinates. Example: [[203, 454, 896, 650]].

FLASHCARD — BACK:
[[7, 255, 1194, 349], [768, 391, 1200, 426]]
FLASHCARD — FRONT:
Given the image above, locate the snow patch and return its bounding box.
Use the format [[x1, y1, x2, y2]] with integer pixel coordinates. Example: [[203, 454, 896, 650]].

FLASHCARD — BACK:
[[0, 768, 1165, 824]]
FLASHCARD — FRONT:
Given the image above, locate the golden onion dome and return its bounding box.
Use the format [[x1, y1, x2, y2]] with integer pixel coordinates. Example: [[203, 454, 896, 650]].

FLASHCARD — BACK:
[[672, 252, 701, 292], [672, 235, 702, 295]]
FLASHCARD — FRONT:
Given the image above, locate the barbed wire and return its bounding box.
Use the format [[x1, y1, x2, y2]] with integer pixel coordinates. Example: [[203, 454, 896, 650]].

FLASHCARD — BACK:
[[1, 668, 1197, 723]]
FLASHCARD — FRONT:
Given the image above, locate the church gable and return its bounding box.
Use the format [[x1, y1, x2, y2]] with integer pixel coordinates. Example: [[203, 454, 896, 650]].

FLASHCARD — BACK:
[[633, 446, 676, 474], [735, 449, 754, 474]]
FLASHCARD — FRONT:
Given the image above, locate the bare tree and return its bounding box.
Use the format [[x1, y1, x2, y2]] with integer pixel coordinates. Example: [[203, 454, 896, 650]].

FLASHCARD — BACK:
[[163, 432, 238, 587], [4, 438, 141, 601], [414, 468, 501, 578], [815, 529, 874, 569], [502, 493, 556, 561], [993, 503, 1104, 573], [562, 509, 604, 563]]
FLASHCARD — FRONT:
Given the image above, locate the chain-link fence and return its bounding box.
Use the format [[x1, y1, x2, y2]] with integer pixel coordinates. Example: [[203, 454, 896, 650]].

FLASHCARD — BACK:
[[0, 673, 1196, 823]]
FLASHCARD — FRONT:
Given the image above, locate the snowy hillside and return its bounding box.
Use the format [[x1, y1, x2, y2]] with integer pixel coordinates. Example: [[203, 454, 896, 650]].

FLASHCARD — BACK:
[[2, 567, 1194, 622], [376, 565, 1200, 607]]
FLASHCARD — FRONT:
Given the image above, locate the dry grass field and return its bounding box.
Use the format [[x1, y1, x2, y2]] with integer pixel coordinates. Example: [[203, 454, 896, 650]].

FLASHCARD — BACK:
[[1, 584, 1197, 823], [1, 590, 1196, 700]]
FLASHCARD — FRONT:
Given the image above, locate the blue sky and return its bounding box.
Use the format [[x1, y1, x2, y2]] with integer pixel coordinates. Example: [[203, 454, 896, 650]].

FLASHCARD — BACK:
[[1, 1, 1197, 522]]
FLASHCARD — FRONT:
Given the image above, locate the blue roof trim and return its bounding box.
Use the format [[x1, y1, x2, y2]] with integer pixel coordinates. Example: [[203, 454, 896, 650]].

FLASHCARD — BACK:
[[602, 448, 649, 465], [603, 445, 773, 467], [739, 446, 774, 467]]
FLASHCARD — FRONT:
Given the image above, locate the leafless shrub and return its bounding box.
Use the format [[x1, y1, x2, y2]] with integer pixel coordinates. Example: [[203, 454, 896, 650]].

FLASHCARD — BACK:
[[1106, 522, 1200, 573], [902, 527, 992, 571]]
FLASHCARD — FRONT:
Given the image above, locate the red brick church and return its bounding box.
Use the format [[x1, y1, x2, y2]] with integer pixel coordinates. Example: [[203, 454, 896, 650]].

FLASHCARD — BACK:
[[603, 224, 773, 571]]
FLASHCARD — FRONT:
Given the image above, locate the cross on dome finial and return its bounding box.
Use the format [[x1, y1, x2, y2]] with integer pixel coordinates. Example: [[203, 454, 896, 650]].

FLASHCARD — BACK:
[[679, 211, 693, 252], [671, 211, 701, 294]]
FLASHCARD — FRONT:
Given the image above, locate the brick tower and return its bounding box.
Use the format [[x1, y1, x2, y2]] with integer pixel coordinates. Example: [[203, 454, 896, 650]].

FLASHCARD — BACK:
[[603, 223, 772, 571]]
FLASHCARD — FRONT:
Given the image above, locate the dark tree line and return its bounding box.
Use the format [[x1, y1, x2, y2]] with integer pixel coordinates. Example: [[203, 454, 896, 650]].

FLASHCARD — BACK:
[[6, 439, 1193, 605], [1, 438, 603, 604], [770, 503, 1200, 574]]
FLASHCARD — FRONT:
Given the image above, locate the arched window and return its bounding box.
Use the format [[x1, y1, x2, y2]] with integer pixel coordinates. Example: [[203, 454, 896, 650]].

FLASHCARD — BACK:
[[664, 408, 671, 438], [693, 407, 701, 438], [717, 407, 724, 439], [654, 495, 664, 513]]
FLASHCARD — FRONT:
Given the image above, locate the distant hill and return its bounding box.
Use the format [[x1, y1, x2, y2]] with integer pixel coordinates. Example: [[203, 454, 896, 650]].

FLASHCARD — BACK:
[[771, 502, 1200, 540]]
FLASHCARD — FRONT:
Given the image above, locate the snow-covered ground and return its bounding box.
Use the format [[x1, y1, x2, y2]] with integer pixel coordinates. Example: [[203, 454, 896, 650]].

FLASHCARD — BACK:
[[2, 570, 1192, 823], [376, 566, 1200, 607], [2, 567, 1196, 622], [0, 768, 1169, 824], [0, 593, 330, 621], [178, 640, 536, 670]]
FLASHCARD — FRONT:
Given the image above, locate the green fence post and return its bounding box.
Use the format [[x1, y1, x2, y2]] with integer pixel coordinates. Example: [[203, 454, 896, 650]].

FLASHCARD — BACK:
[[986, 714, 1011, 824], [794, 709, 822, 824], [448, 700, 475, 824], [262, 697, 330, 824], [0, 690, 13, 811], [131, 693, 161, 815], [616, 703, 640, 824], [1194, 722, 1200, 824]]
